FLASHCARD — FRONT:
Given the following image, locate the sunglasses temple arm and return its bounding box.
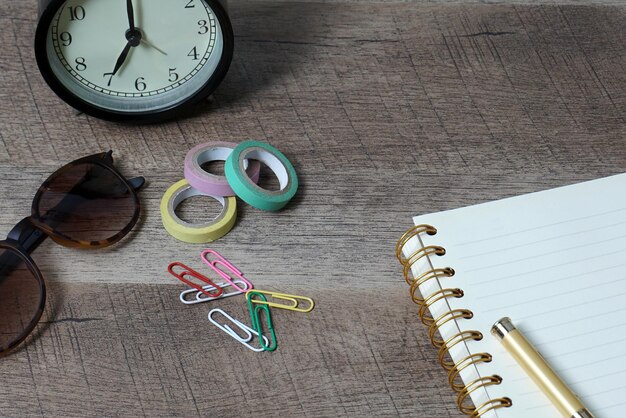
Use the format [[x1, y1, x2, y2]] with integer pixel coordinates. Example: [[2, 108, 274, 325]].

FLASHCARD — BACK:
[[101, 150, 144, 192], [128, 176, 146, 191]]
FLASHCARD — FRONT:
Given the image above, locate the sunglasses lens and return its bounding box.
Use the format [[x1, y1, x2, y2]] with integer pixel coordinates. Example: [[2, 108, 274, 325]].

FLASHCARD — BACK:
[[0, 247, 43, 353], [35, 163, 137, 243]]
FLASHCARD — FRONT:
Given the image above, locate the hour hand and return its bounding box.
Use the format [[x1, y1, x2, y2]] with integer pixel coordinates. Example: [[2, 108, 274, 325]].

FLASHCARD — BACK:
[[111, 41, 132, 76], [103, 41, 132, 86]]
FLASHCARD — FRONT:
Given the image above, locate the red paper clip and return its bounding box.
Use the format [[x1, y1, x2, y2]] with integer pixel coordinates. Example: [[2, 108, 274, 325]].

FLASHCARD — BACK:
[[167, 262, 223, 298]]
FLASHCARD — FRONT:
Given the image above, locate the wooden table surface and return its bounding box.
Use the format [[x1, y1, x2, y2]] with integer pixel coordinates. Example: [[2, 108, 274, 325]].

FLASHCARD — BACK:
[[1, 0, 624, 416]]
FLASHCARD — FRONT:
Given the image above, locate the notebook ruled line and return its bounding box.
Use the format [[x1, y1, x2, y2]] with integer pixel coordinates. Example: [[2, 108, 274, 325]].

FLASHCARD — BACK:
[[450, 205, 626, 248], [596, 401, 626, 412], [477, 258, 626, 299], [534, 336, 626, 360], [458, 219, 626, 261], [461, 232, 626, 275], [527, 306, 626, 333], [480, 276, 626, 314], [532, 322, 626, 346], [515, 368, 626, 390], [514, 291, 626, 320], [517, 383, 626, 402], [504, 353, 626, 378]]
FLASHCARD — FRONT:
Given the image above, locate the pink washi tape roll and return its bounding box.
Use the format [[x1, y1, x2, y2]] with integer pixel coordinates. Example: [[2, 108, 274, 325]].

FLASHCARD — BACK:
[[184, 141, 261, 196]]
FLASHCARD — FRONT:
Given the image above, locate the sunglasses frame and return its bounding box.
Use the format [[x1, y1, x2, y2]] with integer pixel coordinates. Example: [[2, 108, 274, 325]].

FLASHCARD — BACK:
[[0, 151, 143, 357], [0, 242, 45, 357], [30, 151, 142, 248]]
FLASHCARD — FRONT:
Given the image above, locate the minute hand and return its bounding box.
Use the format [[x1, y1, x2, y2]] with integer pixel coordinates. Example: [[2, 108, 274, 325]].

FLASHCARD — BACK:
[[126, 0, 135, 31]]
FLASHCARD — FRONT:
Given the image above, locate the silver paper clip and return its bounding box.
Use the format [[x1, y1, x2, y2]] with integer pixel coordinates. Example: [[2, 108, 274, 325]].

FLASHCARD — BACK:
[[208, 308, 269, 352], [179, 279, 250, 305]]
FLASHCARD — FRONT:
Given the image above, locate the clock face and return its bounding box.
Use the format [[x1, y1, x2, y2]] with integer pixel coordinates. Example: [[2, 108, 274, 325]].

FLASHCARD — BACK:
[[37, 0, 232, 120]]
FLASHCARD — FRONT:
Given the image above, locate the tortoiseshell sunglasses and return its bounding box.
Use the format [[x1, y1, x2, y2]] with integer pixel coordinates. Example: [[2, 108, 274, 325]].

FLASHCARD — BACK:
[[0, 151, 144, 357]]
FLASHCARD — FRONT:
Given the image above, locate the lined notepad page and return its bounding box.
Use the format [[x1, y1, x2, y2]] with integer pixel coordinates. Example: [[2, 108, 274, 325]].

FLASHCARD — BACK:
[[411, 173, 626, 418]]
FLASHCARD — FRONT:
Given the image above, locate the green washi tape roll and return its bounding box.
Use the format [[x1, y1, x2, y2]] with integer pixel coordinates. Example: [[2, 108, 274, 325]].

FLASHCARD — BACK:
[[225, 140, 298, 211]]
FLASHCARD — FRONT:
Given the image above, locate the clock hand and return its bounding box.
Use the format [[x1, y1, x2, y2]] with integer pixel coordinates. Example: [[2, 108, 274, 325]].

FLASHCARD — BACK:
[[140, 37, 167, 55], [105, 20, 142, 86], [110, 41, 132, 77], [126, 0, 135, 31]]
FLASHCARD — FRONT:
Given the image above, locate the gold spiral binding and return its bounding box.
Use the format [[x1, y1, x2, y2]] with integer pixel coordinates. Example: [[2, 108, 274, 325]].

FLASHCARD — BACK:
[[396, 224, 437, 263], [409, 267, 455, 299], [419, 288, 464, 327], [429, 309, 474, 348], [448, 353, 493, 392], [469, 398, 513, 418], [402, 245, 446, 280], [397, 224, 512, 417], [457, 375, 502, 413], [439, 330, 483, 371]]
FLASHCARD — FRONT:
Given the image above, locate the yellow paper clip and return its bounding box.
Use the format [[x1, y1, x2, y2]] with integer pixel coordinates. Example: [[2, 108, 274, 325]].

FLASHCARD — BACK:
[[246, 290, 315, 313]]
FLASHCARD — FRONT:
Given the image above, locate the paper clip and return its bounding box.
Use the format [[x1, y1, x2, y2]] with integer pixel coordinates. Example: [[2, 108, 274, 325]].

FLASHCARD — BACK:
[[247, 294, 277, 352], [200, 249, 253, 293], [208, 309, 270, 352], [167, 262, 223, 299], [179, 278, 251, 305], [246, 290, 315, 313]]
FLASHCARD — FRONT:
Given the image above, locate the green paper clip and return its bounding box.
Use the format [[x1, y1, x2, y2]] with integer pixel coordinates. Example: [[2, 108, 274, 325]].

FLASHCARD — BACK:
[[248, 293, 277, 351]]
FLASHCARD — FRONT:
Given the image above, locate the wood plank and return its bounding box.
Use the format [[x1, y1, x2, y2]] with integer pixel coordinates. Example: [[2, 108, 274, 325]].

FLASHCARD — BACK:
[[0, 3, 624, 172], [1, 282, 461, 417]]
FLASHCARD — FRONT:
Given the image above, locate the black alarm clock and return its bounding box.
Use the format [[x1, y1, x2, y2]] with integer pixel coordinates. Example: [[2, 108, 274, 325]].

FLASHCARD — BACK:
[[35, 0, 234, 122]]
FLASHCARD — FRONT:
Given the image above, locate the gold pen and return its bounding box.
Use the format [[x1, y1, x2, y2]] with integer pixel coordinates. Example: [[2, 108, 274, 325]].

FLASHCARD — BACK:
[[491, 317, 595, 418]]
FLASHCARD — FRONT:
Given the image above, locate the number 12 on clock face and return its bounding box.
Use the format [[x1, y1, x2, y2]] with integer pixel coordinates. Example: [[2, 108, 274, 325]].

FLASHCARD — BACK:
[[35, 0, 234, 122]]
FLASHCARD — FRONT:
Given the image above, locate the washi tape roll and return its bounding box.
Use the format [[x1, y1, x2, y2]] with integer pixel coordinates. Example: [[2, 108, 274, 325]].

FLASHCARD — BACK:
[[225, 140, 298, 211], [184, 141, 261, 197], [160, 179, 237, 243]]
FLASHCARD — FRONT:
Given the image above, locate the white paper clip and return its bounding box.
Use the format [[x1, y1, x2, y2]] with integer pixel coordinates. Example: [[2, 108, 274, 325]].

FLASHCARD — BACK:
[[208, 308, 269, 352], [179, 279, 250, 305]]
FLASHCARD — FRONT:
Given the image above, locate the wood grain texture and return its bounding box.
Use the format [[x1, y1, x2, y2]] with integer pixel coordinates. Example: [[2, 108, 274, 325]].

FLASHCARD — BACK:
[[0, 1, 625, 416], [1, 282, 461, 417]]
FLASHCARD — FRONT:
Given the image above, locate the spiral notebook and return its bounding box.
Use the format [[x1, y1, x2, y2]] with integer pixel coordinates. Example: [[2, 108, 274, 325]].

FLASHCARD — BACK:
[[396, 173, 626, 418]]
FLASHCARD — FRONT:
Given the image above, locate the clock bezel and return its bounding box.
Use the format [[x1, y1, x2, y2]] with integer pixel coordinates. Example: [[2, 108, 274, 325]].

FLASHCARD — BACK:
[[34, 0, 234, 123]]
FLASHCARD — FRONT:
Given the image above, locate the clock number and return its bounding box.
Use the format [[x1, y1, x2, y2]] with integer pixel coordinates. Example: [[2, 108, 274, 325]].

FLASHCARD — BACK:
[[69, 6, 85, 21], [60, 32, 72, 46], [135, 77, 147, 91], [185, 0, 195, 8], [197, 20, 208, 35], [168, 68, 179, 82], [75, 57, 87, 71], [103, 72, 114, 87], [188, 47, 199, 60]]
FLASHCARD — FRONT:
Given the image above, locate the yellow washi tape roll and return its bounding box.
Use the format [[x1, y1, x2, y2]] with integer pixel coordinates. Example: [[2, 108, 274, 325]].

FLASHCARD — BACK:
[[160, 179, 237, 243]]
